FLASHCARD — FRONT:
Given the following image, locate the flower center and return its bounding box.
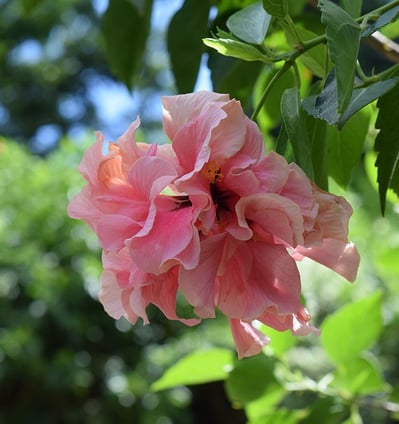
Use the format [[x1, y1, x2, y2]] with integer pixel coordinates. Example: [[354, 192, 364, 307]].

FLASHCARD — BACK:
[[204, 160, 224, 184]]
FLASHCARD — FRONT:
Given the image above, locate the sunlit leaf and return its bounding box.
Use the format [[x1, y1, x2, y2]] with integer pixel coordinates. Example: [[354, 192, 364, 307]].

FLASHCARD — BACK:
[[262, 0, 288, 18], [319, 0, 361, 113], [225, 354, 276, 405], [248, 409, 305, 424], [151, 348, 233, 391], [102, 0, 153, 89], [203, 37, 270, 62], [321, 292, 383, 365], [261, 325, 297, 358], [281, 87, 314, 179], [375, 82, 399, 214], [327, 108, 370, 188], [333, 355, 387, 395], [167, 0, 210, 93], [227, 1, 272, 45]]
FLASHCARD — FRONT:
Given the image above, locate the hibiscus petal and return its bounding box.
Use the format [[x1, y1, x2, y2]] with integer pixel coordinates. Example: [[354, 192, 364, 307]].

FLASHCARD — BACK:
[[128, 206, 199, 274], [293, 239, 360, 282], [229, 319, 270, 359], [217, 241, 303, 321], [97, 214, 141, 251], [162, 91, 230, 140], [78, 131, 105, 184], [179, 234, 227, 318], [235, 193, 304, 247]]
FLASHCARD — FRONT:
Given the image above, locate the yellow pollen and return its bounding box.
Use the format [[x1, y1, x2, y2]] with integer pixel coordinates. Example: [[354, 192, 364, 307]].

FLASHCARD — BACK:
[[204, 160, 224, 184]]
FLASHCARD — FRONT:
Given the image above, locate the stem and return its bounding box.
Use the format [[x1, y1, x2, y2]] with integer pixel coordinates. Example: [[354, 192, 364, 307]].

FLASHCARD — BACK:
[[251, 61, 292, 120], [358, 0, 399, 25], [252, 0, 399, 120]]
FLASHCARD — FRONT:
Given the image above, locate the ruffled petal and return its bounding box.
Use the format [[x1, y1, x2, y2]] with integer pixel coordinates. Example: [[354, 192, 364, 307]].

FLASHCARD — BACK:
[[229, 319, 270, 359], [293, 239, 360, 282], [162, 91, 229, 140]]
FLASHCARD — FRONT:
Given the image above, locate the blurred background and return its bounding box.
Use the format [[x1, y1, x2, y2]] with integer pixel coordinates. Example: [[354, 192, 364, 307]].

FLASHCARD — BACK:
[[1, 0, 399, 423]]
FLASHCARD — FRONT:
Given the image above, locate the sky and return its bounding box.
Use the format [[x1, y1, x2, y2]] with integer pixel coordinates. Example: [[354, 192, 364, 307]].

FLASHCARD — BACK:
[[83, 0, 212, 144], [10, 0, 213, 152]]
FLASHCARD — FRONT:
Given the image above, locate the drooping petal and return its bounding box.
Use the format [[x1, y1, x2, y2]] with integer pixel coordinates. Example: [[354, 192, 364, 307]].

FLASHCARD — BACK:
[[293, 239, 360, 282], [217, 240, 303, 321], [229, 319, 270, 359], [259, 307, 320, 336]]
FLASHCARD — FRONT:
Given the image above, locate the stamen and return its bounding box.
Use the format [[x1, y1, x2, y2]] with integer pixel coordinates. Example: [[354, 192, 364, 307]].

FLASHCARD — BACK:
[[204, 160, 224, 184]]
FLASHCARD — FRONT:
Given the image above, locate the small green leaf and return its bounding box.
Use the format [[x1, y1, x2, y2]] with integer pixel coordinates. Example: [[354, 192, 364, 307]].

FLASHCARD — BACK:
[[281, 87, 314, 179], [319, 0, 361, 113], [339, 0, 362, 18], [263, 0, 288, 18], [362, 6, 399, 37], [321, 292, 383, 365], [167, 0, 210, 93], [333, 356, 387, 395], [227, 1, 272, 45], [375, 82, 399, 214], [102, 0, 153, 89], [225, 354, 276, 404], [327, 108, 370, 188], [203, 37, 270, 62], [151, 348, 233, 391]]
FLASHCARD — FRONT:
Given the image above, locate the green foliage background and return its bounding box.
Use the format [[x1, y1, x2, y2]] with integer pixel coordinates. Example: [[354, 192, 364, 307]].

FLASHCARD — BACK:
[[1, 0, 399, 423]]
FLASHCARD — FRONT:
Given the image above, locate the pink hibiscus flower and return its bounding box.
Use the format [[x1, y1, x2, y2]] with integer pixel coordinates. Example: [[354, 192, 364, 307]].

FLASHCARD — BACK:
[[68, 91, 360, 359]]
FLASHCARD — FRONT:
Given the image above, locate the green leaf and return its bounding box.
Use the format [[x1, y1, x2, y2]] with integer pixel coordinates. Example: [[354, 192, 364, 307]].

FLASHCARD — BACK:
[[203, 37, 270, 62], [167, 0, 210, 93], [225, 354, 276, 404], [262, 0, 288, 17], [151, 348, 233, 391], [320, 291, 383, 365], [249, 409, 305, 424], [327, 108, 370, 187], [207, 54, 263, 112], [281, 87, 314, 179], [262, 325, 297, 358], [245, 385, 286, 421], [339, 0, 362, 18], [333, 355, 387, 395], [306, 114, 328, 190], [375, 82, 399, 214], [303, 73, 398, 128], [319, 0, 361, 113], [227, 1, 272, 45], [102, 0, 153, 89], [362, 6, 399, 37]]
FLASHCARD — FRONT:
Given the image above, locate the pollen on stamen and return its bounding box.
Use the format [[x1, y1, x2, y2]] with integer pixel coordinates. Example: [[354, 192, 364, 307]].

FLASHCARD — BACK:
[[204, 160, 224, 184]]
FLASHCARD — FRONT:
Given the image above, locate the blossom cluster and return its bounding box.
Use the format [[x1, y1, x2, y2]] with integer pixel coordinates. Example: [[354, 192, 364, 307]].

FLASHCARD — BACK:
[[68, 91, 359, 358]]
